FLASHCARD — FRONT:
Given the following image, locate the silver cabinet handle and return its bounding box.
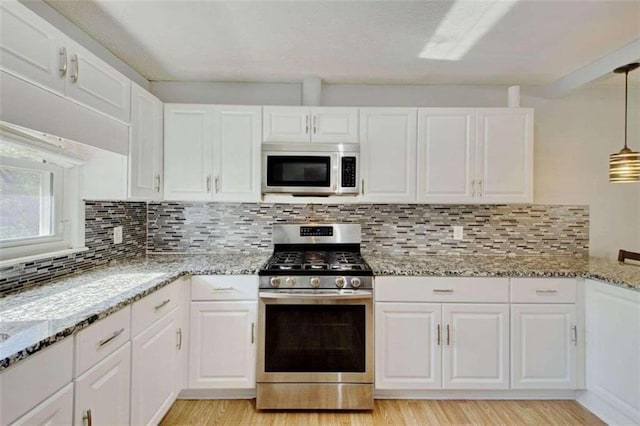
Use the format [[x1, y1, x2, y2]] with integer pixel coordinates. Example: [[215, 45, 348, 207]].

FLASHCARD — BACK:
[[361, 179, 365, 195], [154, 174, 161, 193], [251, 322, 255, 344], [154, 299, 170, 311], [206, 175, 212, 192], [305, 115, 310, 134], [177, 328, 182, 350], [479, 179, 483, 197], [83, 409, 92, 426], [535, 289, 558, 295], [433, 289, 454, 294], [70, 54, 79, 83], [98, 328, 124, 348], [571, 325, 577, 345], [471, 179, 476, 197], [214, 176, 219, 193], [313, 115, 317, 134], [436, 324, 441, 346], [446, 324, 451, 345], [59, 47, 67, 77], [211, 286, 234, 291]]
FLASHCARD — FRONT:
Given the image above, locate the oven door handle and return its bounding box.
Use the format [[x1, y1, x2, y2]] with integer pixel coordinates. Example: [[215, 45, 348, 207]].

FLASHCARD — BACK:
[[259, 291, 372, 300]]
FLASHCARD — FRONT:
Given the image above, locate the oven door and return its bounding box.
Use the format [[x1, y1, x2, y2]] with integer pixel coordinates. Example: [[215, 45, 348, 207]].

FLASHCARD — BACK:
[[257, 290, 373, 384]]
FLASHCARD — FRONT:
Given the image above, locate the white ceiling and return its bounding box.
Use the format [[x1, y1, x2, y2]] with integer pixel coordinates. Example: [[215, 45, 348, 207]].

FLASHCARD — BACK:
[[44, 0, 640, 87]]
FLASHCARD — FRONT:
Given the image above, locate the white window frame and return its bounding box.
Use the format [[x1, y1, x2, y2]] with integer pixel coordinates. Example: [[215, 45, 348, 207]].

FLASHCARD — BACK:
[[0, 126, 84, 264]]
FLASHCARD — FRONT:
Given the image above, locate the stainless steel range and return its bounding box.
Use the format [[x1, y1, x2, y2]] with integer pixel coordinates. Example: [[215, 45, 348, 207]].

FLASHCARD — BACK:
[[256, 224, 374, 410]]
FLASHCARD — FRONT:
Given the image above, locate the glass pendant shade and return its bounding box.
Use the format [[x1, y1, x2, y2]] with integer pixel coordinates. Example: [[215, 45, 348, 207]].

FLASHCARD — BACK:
[[609, 63, 640, 183]]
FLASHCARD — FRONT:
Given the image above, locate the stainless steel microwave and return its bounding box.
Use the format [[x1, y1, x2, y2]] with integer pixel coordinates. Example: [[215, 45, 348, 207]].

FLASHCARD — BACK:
[[262, 143, 360, 196]]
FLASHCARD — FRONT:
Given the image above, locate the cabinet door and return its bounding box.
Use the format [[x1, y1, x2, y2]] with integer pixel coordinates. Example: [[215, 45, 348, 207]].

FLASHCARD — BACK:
[[417, 108, 476, 203], [164, 104, 214, 200], [263, 106, 310, 142], [131, 307, 182, 426], [310, 107, 358, 143], [212, 106, 261, 202], [476, 108, 533, 203], [129, 83, 163, 200], [11, 383, 73, 426], [0, 1, 65, 95], [375, 303, 442, 389], [64, 40, 131, 123], [189, 301, 257, 389], [511, 304, 576, 389], [74, 343, 131, 426], [586, 280, 640, 423], [442, 304, 509, 389], [359, 108, 417, 203]]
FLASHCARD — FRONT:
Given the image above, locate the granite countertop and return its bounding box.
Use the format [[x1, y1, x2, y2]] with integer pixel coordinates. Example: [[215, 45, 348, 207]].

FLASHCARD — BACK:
[[365, 254, 640, 290], [1, 252, 639, 371]]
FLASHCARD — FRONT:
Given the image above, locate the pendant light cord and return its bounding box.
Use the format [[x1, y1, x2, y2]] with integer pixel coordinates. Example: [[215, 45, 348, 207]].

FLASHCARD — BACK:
[[624, 69, 628, 149]]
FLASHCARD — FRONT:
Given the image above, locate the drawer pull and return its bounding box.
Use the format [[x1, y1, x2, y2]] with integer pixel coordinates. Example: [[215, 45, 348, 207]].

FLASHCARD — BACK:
[[571, 325, 577, 345], [98, 328, 125, 348], [212, 287, 235, 292], [436, 324, 441, 346], [177, 328, 183, 350], [154, 299, 171, 311], [83, 409, 92, 426], [251, 322, 255, 344], [535, 289, 558, 295], [446, 324, 451, 345], [433, 289, 454, 294]]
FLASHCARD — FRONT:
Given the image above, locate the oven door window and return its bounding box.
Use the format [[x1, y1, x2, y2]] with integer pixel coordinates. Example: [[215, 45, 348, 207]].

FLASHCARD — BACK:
[[264, 304, 366, 373], [266, 156, 331, 187]]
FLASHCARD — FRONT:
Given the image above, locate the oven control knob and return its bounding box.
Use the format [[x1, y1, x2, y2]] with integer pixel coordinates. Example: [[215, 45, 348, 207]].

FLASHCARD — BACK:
[[310, 277, 321, 288], [350, 277, 362, 289], [285, 277, 296, 287], [335, 277, 346, 288], [270, 277, 281, 288]]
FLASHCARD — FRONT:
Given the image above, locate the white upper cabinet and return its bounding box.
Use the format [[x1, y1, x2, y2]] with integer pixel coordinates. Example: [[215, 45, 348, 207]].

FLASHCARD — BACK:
[[418, 108, 533, 204], [417, 108, 476, 203], [164, 105, 214, 201], [476, 108, 533, 203], [0, 1, 131, 123], [0, 0, 65, 95], [263, 106, 358, 143], [359, 108, 417, 203], [129, 83, 163, 200], [213, 106, 262, 201], [164, 104, 261, 202]]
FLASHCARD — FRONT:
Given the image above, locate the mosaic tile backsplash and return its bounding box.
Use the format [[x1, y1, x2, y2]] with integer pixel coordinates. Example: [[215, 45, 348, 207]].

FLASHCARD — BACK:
[[0, 201, 147, 296], [147, 203, 589, 257]]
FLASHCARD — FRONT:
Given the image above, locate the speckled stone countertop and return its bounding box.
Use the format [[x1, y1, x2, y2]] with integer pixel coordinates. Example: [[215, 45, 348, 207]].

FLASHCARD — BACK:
[[365, 254, 640, 290], [0, 252, 269, 371], [1, 252, 639, 371]]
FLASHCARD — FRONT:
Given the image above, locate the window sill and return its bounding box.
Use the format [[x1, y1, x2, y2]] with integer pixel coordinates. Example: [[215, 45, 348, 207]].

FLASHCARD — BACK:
[[0, 247, 89, 268]]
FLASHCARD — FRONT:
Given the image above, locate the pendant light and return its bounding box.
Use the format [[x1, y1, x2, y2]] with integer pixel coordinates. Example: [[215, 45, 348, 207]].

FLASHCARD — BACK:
[[609, 62, 640, 183]]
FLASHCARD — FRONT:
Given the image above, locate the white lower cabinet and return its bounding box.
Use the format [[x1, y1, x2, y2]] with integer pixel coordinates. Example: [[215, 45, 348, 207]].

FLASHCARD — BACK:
[[188, 275, 258, 390], [375, 302, 509, 390], [189, 301, 257, 389], [583, 279, 640, 424], [131, 307, 182, 426], [10, 383, 73, 426], [74, 342, 131, 426], [511, 304, 577, 389]]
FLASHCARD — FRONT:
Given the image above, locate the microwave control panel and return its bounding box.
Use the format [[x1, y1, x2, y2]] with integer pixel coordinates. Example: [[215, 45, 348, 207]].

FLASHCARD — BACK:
[[341, 157, 357, 188]]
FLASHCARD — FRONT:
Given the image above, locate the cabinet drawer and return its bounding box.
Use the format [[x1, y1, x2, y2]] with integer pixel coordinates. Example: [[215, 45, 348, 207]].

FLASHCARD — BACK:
[[375, 277, 509, 303], [0, 338, 73, 425], [191, 275, 258, 301], [510, 278, 577, 303], [132, 277, 184, 336], [74, 306, 130, 377]]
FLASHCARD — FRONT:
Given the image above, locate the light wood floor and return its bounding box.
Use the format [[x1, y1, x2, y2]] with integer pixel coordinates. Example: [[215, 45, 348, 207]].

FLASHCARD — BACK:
[[160, 399, 604, 425]]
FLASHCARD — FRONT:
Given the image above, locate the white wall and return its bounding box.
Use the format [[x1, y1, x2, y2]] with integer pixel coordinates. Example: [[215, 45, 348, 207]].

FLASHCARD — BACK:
[[151, 81, 640, 259]]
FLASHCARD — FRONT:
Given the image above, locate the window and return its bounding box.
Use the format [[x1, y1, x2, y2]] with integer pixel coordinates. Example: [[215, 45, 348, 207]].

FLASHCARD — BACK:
[[0, 124, 83, 263]]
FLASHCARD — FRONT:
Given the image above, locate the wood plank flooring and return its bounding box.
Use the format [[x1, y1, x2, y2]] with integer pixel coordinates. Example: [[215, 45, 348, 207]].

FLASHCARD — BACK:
[[160, 399, 604, 425]]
